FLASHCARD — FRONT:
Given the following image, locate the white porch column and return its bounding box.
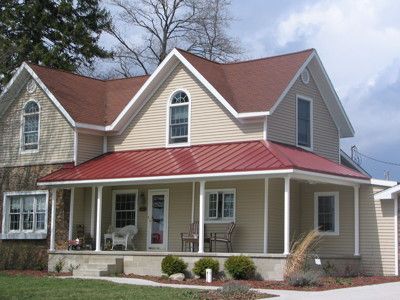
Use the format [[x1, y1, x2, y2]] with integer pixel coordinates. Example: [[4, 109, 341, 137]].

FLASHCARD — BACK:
[[50, 188, 57, 251], [284, 176, 291, 255], [68, 188, 75, 240], [90, 186, 96, 238], [354, 184, 360, 256], [263, 178, 269, 253], [95, 186, 103, 251], [198, 181, 206, 253]]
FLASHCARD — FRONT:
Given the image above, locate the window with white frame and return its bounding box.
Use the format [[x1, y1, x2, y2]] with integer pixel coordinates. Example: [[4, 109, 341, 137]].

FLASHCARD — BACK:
[[22, 100, 40, 152], [2, 191, 48, 237], [297, 97, 312, 149], [314, 192, 339, 235], [113, 191, 138, 228], [168, 91, 189, 145], [205, 189, 235, 222]]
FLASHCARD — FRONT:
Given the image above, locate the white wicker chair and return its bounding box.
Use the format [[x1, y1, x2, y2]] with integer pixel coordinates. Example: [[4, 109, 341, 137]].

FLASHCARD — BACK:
[[111, 225, 138, 250]]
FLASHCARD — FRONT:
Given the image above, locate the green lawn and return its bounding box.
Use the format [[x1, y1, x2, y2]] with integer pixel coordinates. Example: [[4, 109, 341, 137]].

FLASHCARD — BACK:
[[0, 274, 200, 300]]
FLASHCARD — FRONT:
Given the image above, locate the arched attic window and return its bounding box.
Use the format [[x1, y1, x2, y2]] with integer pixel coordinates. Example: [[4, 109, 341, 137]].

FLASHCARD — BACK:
[[168, 91, 190, 145], [22, 100, 40, 152]]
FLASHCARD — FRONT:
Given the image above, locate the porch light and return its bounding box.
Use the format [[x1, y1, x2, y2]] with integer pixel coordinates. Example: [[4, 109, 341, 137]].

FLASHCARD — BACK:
[[139, 192, 147, 211]]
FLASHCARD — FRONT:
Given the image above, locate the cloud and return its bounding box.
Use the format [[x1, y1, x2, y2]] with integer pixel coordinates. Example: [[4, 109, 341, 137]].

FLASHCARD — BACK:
[[270, 0, 400, 179], [275, 0, 400, 97]]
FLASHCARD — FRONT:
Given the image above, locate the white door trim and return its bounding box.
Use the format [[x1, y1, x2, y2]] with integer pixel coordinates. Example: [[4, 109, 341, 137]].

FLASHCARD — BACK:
[[147, 189, 169, 251]]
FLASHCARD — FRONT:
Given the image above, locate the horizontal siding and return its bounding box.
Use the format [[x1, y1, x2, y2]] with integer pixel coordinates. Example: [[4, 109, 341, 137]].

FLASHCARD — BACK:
[[77, 133, 103, 165], [108, 64, 263, 151], [267, 71, 340, 163], [360, 185, 396, 276], [299, 183, 355, 255], [0, 82, 74, 166]]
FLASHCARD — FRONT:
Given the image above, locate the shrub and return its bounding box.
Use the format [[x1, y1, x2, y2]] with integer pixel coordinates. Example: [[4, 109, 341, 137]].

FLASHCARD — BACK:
[[0, 243, 48, 271], [193, 257, 219, 278], [54, 258, 65, 273], [287, 270, 321, 287], [224, 255, 256, 280], [161, 255, 187, 276]]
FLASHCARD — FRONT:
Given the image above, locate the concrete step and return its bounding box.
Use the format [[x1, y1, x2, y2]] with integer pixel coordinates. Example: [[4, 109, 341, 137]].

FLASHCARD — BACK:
[[73, 269, 109, 277], [73, 258, 124, 277]]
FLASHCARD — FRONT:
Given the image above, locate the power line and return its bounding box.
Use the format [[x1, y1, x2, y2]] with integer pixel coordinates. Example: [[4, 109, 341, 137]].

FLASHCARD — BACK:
[[354, 149, 400, 167]]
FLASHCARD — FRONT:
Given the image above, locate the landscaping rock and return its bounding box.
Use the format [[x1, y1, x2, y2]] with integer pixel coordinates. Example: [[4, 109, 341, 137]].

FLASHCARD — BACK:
[[169, 273, 185, 281]]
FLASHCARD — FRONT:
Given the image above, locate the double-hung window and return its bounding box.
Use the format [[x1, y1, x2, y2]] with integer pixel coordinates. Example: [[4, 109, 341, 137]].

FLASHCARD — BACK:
[[22, 101, 40, 152], [168, 91, 190, 145], [297, 97, 312, 149], [1, 191, 48, 239], [314, 192, 339, 235], [112, 190, 138, 228], [206, 189, 235, 222]]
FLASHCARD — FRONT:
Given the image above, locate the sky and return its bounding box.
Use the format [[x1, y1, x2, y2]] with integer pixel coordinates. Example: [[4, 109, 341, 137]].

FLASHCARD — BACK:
[[102, 0, 400, 180]]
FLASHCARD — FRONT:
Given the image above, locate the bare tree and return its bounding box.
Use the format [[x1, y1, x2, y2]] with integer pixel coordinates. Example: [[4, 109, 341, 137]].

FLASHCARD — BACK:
[[107, 0, 242, 77]]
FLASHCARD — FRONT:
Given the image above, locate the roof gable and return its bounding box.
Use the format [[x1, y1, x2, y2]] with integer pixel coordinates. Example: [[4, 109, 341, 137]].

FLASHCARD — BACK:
[[0, 48, 354, 138]]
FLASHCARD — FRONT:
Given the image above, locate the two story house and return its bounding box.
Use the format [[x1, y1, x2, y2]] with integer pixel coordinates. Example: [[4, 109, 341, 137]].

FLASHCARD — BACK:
[[0, 48, 398, 279]]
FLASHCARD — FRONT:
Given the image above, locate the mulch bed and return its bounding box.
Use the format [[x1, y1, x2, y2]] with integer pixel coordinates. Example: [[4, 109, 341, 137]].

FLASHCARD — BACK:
[[0, 270, 72, 277], [122, 273, 400, 291]]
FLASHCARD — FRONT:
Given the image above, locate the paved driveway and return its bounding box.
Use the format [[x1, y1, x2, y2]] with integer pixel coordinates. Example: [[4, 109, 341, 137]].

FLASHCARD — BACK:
[[261, 282, 400, 300]]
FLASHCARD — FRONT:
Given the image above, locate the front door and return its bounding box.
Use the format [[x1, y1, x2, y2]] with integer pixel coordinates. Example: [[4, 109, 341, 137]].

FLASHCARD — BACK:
[[147, 189, 169, 250]]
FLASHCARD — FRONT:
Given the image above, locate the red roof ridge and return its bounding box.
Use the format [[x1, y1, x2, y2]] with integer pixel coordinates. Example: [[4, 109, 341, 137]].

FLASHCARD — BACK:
[[27, 62, 150, 83], [222, 48, 315, 66], [262, 140, 295, 167], [176, 48, 315, 66]]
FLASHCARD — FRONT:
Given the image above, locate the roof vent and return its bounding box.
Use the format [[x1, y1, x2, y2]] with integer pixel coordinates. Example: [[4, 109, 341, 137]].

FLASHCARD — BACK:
[[301, 69, 310, 85], [26, 79, 37, 94]]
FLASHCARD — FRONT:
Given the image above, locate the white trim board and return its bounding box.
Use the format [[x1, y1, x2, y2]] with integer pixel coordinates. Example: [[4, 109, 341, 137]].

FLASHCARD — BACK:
[[38, 168, 370, 187], [374, 184, 400, 200], [1, 49, 354, 139]]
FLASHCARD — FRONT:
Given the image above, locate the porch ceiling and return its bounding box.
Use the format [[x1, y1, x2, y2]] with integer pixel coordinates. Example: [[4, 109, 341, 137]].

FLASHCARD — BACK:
[[38, 140, 369, 186]]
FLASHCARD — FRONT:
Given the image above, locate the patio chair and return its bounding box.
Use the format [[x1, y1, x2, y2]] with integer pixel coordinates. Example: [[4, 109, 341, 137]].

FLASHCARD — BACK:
[[111, 225, 138, 250], [212, 222, 236, 252], [180, 221, 199, 251]]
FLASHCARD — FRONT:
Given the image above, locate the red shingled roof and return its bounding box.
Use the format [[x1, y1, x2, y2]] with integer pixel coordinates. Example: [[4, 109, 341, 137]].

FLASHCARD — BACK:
[[178, 48, 314, 112], [38, 140, 369, 183], [28, 48, 313, 126], [29, 64, 149, 126]]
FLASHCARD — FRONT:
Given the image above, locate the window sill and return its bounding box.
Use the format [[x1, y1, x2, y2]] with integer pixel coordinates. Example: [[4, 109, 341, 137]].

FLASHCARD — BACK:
[[316, 231, 339, 236], [0, 232, 47, 240], [205, 219, 235, 224]]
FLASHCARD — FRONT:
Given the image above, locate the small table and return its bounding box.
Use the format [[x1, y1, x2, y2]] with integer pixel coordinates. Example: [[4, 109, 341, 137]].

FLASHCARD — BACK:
[[181, 236, 212, 252]]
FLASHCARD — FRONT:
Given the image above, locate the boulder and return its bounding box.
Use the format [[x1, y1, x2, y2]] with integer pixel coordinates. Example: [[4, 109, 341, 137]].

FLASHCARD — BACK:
[[169, 273, 185, 281]]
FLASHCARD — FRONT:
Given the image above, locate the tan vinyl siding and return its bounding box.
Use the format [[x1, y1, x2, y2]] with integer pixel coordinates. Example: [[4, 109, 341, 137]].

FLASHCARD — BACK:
[[108, 64, 263, 151], [77, 133, 103, 165], [267, 72, 340, 163], [360, 185, 396, 275], [0, 82, 74, 167], [299, 183, 355, 255]]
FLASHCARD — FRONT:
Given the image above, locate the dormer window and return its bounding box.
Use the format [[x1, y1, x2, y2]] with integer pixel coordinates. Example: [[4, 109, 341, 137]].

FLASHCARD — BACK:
[[296, 96, 313, 149], [21, 100, 40, 152], [168, 90, 190, 145]]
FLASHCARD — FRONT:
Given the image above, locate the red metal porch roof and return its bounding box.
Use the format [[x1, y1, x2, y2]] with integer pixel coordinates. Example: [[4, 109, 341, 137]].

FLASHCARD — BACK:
[[39, 141, 369, 184]]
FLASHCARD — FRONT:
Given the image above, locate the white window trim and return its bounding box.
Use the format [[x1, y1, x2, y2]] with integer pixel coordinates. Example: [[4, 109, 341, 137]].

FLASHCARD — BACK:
[[314, 191, 339, 236], [296, 95, 313, 151], [165, 89, 191, 148], [205, 188, 236, 224], [20, 99, 41, 155], [1, 190, 49, 239], [111, 189, 138, 229]]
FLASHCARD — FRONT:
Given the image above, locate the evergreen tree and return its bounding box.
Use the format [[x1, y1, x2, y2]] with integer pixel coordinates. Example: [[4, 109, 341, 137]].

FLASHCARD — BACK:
[[0, 0, 111, 91]]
